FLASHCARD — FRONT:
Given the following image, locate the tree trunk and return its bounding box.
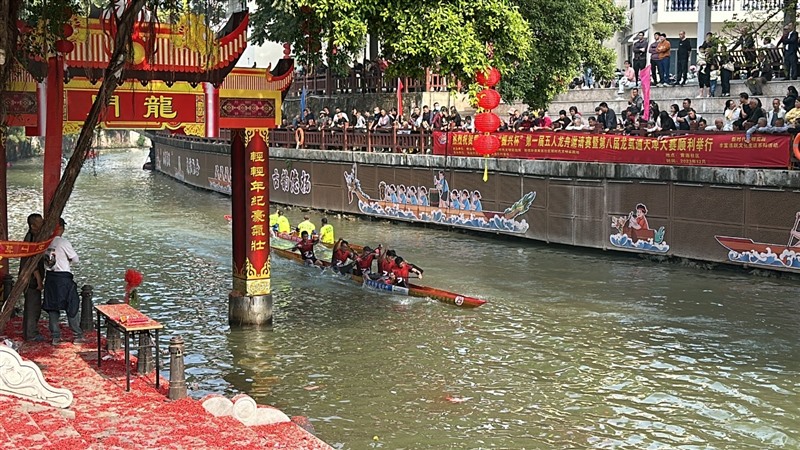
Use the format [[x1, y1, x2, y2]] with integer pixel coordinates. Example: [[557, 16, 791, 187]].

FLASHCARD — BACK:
[[786, 0, 797, 28], [0, 0, 148, 331]]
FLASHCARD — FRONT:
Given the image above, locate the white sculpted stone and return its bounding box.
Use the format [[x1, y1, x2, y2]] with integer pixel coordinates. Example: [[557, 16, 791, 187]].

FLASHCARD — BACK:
[[0, 346, 73, 409], [200, 395, 234, 417], [203, 393, 291, 426]]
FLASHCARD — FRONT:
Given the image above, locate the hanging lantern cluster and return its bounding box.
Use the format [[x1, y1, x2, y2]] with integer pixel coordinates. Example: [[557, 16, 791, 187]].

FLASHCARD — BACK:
[[472, 66, 502, 181]]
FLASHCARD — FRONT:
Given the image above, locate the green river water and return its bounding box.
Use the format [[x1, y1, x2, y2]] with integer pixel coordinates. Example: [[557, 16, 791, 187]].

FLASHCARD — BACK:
[[6, 148, 800, 449]]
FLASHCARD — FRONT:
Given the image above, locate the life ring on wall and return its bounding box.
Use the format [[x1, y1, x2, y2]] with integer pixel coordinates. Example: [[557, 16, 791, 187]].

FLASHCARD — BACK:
[[793, 133, 800, 160], [295, 128, 305, 148]]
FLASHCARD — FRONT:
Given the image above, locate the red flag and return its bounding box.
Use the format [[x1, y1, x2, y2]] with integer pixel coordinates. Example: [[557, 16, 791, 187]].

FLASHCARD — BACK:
[[641, 66, 651, 121], [397, 78, 404, 118]]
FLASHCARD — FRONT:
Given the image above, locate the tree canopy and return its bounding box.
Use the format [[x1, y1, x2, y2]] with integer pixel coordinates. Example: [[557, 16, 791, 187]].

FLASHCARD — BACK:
[[250, 0, 624, 108]]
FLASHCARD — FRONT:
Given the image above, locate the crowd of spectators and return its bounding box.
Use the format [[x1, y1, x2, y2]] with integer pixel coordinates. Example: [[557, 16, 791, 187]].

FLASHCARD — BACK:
[[278, 84, 800, 142], [564, 86, 798, 141], [280, 103, 476, 135]]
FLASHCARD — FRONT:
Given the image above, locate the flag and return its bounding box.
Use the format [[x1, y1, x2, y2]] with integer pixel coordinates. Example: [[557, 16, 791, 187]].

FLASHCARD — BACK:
[[641, 66, 651, 122], [397, 78, 404, 118], [299, 85, 307, 122]]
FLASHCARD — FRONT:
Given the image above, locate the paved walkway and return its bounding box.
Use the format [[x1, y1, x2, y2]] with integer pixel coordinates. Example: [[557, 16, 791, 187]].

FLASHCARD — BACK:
[[1, 318, 330, 449]]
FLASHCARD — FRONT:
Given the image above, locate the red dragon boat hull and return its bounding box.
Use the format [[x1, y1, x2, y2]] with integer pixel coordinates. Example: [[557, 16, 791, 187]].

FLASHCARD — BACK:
[[714, 236, 794, 255]]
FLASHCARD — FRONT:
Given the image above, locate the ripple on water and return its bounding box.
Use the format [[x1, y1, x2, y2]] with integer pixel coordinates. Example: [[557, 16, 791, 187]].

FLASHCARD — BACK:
[[5, 150, 800, 449]]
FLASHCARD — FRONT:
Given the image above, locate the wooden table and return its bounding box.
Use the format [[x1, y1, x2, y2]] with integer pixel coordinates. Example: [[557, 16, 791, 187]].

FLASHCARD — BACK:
[[94, 304, 164, 392]]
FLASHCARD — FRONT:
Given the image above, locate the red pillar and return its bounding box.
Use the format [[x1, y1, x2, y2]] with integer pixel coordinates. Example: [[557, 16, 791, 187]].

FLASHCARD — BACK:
[[228, 128, 272, 325], [204, 82, 220, 138], [43, 56, 64, 210], [0, 132, 8, 283]]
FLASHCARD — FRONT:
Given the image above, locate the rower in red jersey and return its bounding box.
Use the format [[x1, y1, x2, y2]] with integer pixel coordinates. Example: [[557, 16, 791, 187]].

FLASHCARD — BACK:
[[378, 249, 397, 276], [390, 256, 423, 287], [355, 245, 381, 279], [331, 239, 355, 274], [290, 231, 323, 267]]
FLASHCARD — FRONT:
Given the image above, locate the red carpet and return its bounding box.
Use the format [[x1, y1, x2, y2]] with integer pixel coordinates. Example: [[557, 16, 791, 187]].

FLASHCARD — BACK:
[[1, 318, 331, 449]]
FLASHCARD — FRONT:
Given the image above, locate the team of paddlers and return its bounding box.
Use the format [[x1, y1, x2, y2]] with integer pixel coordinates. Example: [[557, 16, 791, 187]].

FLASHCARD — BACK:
[[270, 210, 423, 287], [288, 230, 423, 287]]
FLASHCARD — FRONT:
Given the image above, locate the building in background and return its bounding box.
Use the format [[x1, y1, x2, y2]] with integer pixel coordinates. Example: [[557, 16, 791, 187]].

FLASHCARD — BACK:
[[613, 0, 787, 74]]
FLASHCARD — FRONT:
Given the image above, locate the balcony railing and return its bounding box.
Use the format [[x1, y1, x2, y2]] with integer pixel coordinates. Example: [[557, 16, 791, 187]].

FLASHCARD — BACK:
[[664, 0, 735, 12], [741, 0, 783, 10], [288, 68, 456, 97], [271, 128, 433, 153]]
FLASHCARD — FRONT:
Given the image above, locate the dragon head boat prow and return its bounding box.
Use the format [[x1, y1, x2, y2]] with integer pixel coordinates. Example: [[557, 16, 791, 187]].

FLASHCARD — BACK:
[[502, 191, 536, 220], [344, 164, 372, 204]]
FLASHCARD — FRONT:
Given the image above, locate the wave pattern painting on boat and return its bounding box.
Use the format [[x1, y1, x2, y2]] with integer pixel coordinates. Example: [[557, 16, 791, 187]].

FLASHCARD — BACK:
[[344, 164, 535, 234], [610, 233, 670, 253], [725, 248, 800, 269], [715, 213, 800, 271]]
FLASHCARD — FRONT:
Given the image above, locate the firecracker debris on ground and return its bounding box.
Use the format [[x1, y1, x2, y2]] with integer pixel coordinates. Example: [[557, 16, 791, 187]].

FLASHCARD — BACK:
[[0, 318, 332, 449]]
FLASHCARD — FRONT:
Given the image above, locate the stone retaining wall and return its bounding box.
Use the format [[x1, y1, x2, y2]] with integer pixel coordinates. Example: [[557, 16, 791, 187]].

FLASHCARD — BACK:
[[151, 133, 800, 274]]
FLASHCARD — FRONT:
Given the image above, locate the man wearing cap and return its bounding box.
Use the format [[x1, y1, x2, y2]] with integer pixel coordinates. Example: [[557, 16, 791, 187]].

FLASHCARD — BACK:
[[42, 218, 83, 345]]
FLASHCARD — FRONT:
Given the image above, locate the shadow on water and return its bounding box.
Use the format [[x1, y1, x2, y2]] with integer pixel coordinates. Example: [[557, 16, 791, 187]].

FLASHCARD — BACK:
[[6, 149, 800, 449]]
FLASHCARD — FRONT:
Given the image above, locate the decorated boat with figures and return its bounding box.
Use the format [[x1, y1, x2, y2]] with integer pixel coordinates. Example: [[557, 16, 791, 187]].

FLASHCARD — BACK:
[[270, 237, 486, 308]]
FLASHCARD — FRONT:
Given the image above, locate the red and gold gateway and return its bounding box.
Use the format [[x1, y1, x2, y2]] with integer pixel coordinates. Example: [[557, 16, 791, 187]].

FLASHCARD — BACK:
[[2, 5, 294, 326]]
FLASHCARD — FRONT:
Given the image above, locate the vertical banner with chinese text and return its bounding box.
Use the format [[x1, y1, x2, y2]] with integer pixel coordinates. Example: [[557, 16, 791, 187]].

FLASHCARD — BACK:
[[231, 128, 271, 297]]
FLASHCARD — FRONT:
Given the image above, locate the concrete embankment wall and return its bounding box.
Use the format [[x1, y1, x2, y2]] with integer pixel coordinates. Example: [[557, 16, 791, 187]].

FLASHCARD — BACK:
[[151, 132, 800, 273]]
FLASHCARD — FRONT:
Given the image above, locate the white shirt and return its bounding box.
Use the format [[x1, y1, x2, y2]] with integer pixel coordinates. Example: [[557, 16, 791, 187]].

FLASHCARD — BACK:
[[44, 236, 79, 273]]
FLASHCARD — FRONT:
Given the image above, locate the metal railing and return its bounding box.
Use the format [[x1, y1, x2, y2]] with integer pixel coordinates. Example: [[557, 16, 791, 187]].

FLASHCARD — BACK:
[[288, 68, 455, 97], [663, 0, 735, 11], [271, 128, 433, 153]]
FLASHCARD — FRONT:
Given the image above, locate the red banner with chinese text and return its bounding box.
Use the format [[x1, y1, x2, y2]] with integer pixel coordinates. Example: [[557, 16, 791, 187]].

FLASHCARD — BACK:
[[432, 131, 791, 168], [0, 238, 55, 258], [64, 86, 204, 130]]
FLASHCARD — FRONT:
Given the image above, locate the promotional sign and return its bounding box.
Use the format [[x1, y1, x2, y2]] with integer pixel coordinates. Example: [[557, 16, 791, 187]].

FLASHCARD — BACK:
[[432, 131, 791, 168]]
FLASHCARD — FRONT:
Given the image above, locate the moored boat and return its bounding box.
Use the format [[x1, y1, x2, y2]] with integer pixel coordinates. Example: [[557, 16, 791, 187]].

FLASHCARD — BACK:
[[270, 242, 486, 308]]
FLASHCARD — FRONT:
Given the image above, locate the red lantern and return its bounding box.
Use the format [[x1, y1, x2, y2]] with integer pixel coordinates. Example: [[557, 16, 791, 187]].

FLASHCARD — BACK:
[[62, 23, 74, 38], [54, 39, 74, 54], [476, 88, 501, 110], [476, 67, 501, 87], [474, 112, 500, 133], [473, 134, 500, 156]]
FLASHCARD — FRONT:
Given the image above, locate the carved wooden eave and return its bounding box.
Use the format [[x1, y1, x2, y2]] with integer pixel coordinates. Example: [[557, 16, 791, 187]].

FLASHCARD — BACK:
[[23, 11, 250, 87]]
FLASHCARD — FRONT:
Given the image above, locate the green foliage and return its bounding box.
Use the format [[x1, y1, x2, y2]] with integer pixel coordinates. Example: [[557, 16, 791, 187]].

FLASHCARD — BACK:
[[250, 0, 532, 80], [500, 0, 625, 108]]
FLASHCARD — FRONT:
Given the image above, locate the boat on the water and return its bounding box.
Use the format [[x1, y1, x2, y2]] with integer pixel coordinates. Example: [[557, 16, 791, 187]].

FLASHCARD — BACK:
[[273, 231, 364, 252], [270, 240, 486, 308]]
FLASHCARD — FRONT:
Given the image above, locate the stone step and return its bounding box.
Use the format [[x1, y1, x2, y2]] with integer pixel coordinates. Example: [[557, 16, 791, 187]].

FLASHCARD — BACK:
[[25, 403, 88, 449], [0, 398, 52, 449], [547, 96, 732, 120], [552, 79, 793, 103]]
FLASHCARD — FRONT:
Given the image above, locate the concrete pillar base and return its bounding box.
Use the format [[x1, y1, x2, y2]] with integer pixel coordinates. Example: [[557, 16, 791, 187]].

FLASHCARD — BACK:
[[228, 294, 273, 326]]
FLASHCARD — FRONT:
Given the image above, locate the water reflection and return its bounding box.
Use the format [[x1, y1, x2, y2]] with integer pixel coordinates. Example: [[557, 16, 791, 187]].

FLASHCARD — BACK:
[[6, 149, 800, 449]]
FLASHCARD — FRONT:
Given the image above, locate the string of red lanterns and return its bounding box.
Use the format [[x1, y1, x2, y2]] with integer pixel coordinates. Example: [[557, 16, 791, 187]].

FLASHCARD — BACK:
[[472, 66, 502, 181]]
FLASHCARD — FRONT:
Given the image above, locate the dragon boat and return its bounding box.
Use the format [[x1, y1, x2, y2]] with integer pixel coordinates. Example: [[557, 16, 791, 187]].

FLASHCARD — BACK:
[[270, 238, 486, 308], [273, 231, 364, 252]]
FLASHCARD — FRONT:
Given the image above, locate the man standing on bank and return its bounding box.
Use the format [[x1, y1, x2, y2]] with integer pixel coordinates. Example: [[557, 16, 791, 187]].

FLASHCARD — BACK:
[[42, 218, 84, 345], [632, 31, 648, 84], [21, 213, 45, 342], [676, 31, 692, 86]]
